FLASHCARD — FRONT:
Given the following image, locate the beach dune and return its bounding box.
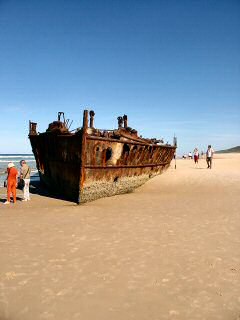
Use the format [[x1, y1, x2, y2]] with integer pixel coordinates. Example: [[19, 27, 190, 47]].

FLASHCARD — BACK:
[[0, 154, 240, 320]]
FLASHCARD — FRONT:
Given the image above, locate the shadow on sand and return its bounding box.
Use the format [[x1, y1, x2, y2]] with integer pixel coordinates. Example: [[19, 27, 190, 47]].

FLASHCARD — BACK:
[[29, 180, 76, 204], [0, 196, 22, 203]]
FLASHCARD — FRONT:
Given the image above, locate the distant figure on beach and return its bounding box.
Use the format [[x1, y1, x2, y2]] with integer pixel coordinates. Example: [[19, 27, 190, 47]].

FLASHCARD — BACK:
[[188, 152, 192, 159], [193, 148, 199, 166], [4, 162, 18, 204], [20, 160, 31, 201], [206, 145, 214, 169]]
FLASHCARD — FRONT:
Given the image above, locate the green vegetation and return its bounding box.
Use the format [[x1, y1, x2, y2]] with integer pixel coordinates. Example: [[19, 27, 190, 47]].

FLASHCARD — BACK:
[[216, 146, 240, 153]]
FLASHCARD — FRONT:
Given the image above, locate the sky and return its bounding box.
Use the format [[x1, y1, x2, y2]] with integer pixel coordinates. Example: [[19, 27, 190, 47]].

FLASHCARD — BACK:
[[0, 0, 239, 154]]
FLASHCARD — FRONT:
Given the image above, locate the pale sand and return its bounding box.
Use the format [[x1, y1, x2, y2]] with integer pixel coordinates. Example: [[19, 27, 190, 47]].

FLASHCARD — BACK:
[[0, 154, 240, 320]]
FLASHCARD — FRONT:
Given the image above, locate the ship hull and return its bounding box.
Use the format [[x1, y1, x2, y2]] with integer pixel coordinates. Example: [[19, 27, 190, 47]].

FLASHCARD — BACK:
[[30, 133, 175, 203], [30, 133, 82, 202], [29, 110, 176, 203], [81, 167, 170, 203]]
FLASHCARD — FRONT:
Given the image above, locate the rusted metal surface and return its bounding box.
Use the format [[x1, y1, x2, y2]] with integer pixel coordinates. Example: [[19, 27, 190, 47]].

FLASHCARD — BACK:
[[29, 121, 37, 135], [29, 110, 177, 203], [79, 110, 88, 201]]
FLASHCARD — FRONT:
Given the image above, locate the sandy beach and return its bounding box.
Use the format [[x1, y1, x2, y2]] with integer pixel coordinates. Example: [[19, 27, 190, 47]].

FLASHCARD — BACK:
[[0, 153, 240, 320]]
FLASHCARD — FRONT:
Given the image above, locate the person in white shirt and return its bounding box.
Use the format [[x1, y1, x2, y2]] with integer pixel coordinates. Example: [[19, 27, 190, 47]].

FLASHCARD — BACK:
[[206, 145, 214, 169]]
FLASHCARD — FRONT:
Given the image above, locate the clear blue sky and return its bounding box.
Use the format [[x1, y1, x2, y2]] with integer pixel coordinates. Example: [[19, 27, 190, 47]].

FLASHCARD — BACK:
[[0, 0, 239, 154]]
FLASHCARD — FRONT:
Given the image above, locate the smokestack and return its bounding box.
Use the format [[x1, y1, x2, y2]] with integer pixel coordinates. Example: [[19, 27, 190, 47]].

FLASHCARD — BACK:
[[123, 114, 128, 128], [82, 110, 88, 131], [89, 110, 95, 128], [117, 116, 123, 128]]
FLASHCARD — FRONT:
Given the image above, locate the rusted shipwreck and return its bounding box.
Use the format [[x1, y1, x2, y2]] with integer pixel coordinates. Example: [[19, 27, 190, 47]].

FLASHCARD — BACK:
[[29, 110, 177, 203]]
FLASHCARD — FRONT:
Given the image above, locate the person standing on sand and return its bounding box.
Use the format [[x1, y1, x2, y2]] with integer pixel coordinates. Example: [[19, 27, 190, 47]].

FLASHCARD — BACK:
[[206, 145, 214, 169], [4, 162, 18, 204], [20, 160, 31, 201], [193, 148, 199, 166]]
